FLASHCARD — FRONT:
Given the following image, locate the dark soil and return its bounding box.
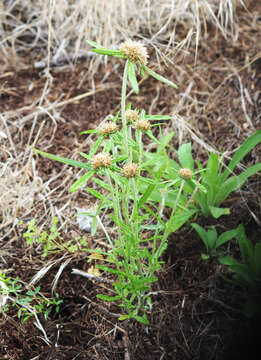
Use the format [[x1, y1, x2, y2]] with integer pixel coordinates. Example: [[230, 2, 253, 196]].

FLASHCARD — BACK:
[[1, 3, 261, 360]]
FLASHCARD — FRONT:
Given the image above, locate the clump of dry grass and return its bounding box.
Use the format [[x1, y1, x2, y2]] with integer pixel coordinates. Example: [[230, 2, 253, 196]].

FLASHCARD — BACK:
[[0, 0, 246, 71]]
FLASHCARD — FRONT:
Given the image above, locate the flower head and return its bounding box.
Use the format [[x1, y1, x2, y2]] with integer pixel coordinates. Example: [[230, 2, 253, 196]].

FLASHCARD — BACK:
[[125, 109, 139, 124], [99, 121, 118, 135], [178, 168, 193, 180], [122, 163, 139, 178], [134, 119, 150, 132], [120, 40, 148, 66], [92, 152, 112, 169]]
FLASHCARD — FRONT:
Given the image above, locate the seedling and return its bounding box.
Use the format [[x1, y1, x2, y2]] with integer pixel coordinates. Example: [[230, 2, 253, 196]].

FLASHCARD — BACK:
[[191, 223, 237, 260]]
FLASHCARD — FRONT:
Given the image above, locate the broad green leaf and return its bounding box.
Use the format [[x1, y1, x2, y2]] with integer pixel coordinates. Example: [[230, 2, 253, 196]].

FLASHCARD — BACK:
[[34, 149, 92, 170], [222, 130, 261, 181], [236, 224, 254, 267], [215, 176, 240, 206], [209, 206, 230, 219], [237, 163, 261, 188], [69, 170, 95, 193], [127, 61, 139, 94], [216, 229, 237, 247], [204, 152, 220, 187], [165, 209, 195, 236], [177, 143, 194, 171], [191, 223, 209, 250], [207, 228, 218, 249], [143, 65, 178, 89]]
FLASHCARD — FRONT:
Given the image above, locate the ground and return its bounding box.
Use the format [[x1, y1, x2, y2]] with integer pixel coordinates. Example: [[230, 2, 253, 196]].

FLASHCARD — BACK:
[[0, 2, 261, 360]]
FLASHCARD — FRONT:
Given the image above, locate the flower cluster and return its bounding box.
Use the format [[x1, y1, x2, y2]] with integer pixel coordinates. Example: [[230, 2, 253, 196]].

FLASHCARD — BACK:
[[99, 121, 118, 135], [92, 152, 112, 169], [122, 163, 139, 178], [125, 109, 139, 124], [120, 40, 148, 66], [178, 168, 193, 180], [134, 119, 150, 131]]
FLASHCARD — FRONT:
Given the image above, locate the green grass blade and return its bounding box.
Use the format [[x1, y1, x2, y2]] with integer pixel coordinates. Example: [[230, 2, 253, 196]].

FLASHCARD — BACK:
[[34, 149, 92, 170]]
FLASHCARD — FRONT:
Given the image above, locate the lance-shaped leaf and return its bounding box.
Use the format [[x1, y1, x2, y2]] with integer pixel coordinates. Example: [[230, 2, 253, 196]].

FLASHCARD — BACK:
[[143, 65, 178, 89], [127, 61, 139, 94]]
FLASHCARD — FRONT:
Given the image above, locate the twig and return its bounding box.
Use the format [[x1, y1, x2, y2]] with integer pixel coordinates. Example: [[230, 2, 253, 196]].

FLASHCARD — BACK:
[[71, 268, 114, 284]]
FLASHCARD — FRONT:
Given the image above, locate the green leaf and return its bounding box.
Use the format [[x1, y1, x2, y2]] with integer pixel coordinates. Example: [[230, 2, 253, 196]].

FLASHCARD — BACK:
[[118, 314, 131, 321], [253, 242, 261, 275], [80, 129, 98, 135], [143, 65, 178, 89], [134, 314, 149, 324], [209, 206, 230, 219], [216, 229, 237, 247], [214, 176, 240, 206], [96, 294, 121, 302], [204, 152, 220, 187], [90, 48, 125, 57], [127, 61, 139, 94], [207, 228, 218, 249], [165, 209, 195, 235], [177, 143, 194, 171], [69, 170, 95, 193], [222, 130, 261, 181], [34, 149, 92, 170], [138, 183, 156, 209], [84, 187, 104, 200], [191, 223, 209, 250], [236, 224, 254, 267], [145, 115, 172, 121], [88, 137, 104, 158]]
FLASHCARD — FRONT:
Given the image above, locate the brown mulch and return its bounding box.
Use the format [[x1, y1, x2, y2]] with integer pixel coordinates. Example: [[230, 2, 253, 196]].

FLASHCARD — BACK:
[[1, 3, 261, 360]]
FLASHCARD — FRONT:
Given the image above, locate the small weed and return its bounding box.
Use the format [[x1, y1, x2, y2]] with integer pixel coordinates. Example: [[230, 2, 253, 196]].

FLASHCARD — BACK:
[[0, 273, 62, 323]]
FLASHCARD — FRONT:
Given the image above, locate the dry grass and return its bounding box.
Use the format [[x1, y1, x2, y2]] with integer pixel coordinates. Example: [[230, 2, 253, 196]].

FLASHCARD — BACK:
[[0, 0, 245, 71]]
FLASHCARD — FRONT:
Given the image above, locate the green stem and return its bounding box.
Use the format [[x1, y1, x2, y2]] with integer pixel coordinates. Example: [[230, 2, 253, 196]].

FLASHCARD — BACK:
[[121, 60, 129, 158]]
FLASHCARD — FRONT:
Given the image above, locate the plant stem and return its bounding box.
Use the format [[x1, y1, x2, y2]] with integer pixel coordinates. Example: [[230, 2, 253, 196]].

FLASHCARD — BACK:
[[121, 60, 129, 158]]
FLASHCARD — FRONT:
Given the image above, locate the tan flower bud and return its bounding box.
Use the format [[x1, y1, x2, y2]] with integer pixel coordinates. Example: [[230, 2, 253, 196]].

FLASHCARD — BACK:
[[120, 40, 148, 66], [122, 163, 139, 178], [134, 119, 150, 131], [92, 152, 112, 169], [99, 121, 118, 135], [125, 110, 139, 124], [178, 168, 193, 180]]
